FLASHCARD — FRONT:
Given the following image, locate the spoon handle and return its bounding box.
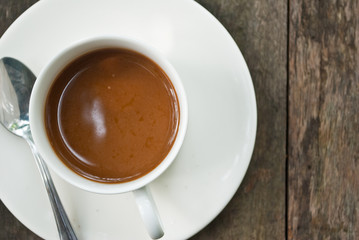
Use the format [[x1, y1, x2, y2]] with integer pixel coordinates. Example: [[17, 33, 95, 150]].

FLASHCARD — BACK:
[[26, 135, 78, 240]]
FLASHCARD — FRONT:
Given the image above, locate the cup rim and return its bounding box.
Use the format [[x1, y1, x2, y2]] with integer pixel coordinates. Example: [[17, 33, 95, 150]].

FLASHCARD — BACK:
[[29, 35, 188, 194]]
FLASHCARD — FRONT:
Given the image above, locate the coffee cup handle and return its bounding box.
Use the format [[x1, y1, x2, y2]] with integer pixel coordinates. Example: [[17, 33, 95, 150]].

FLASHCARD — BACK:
[[133, 186, 164, 239]]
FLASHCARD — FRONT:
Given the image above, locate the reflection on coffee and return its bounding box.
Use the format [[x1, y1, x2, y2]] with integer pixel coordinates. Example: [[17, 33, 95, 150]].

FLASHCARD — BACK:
[[45, 48, 180, 183]]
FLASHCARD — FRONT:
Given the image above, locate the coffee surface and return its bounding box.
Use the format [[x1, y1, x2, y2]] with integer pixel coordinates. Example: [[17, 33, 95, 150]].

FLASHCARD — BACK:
[[45, 48, 179, 183]]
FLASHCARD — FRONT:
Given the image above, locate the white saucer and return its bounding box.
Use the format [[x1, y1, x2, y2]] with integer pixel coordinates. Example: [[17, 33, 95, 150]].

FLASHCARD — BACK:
[[0, 0, 257, 239]]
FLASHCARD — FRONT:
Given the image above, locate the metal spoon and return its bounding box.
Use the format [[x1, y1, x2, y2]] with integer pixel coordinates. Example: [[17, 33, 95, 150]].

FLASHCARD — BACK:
[[0, 57, 77, 240]]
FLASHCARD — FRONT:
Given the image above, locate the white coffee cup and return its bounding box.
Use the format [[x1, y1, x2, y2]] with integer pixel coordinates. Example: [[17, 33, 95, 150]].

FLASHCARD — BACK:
[[29, 36, 188, 239]]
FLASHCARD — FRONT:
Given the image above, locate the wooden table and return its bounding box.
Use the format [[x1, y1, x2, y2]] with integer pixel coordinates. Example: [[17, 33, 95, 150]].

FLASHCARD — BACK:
[[1, 0, 358, 239]]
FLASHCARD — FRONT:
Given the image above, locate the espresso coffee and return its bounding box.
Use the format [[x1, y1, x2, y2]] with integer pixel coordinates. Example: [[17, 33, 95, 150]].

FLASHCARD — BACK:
[[45, 48, 180, 183]]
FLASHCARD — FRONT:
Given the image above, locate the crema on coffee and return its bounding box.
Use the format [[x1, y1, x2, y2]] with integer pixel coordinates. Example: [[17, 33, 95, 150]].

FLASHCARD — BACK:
[[45, 48, 180, 183]]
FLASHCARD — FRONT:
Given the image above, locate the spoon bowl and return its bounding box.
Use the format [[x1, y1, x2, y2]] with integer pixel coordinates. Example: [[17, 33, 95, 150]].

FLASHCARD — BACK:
[[0, 57, 34, 136]]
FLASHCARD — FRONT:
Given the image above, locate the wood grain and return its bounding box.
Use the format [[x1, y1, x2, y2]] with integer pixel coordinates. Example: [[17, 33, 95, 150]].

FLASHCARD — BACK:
[[0, 0, 287, 239], [288, 0, 359, 239], [0, 0, 320, 240], [0, 0, 37, 37], [190, 0, 287, 239], [0, 0, 288, 239], [0, 202, 41, 240]]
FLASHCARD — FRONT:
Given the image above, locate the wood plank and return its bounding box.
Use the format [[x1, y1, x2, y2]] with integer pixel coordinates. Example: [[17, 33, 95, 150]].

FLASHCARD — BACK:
[[190, 0, 287, 239], [0, 0, 288, 239], [0, 203, 41, 240], [0, 0, 38, 37], [288, 0, 359, 239]]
